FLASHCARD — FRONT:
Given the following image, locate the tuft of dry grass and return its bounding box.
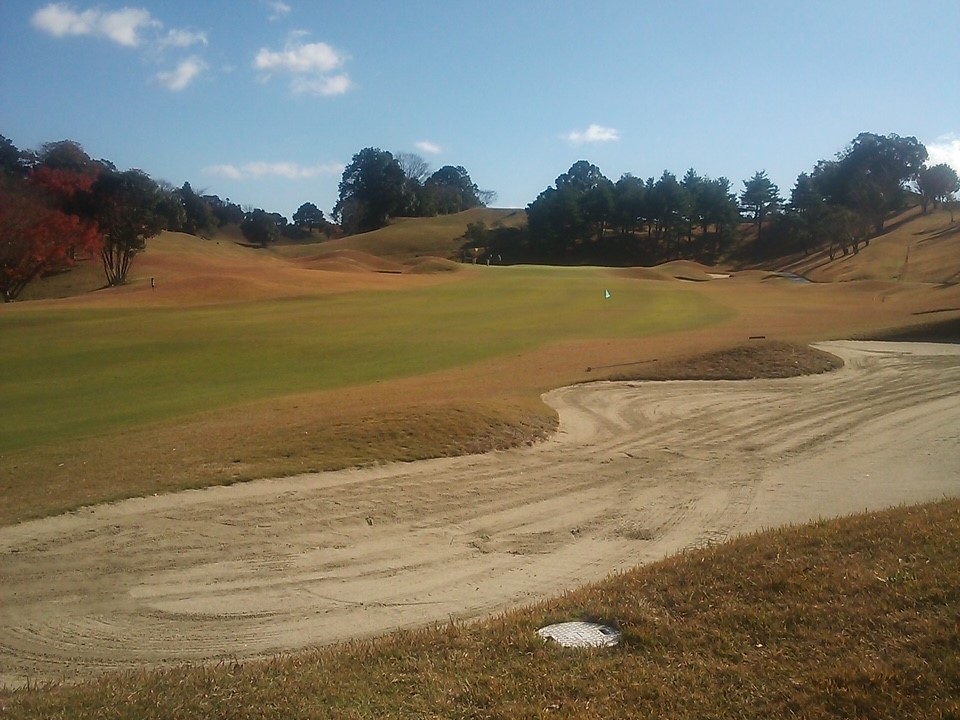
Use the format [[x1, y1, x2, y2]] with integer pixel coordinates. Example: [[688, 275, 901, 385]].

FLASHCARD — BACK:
[[4, 499, 958, 719]]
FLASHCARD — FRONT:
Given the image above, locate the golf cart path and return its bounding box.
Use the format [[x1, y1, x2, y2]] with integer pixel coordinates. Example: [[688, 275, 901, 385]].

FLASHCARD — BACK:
[[2, 341, 959, 686]]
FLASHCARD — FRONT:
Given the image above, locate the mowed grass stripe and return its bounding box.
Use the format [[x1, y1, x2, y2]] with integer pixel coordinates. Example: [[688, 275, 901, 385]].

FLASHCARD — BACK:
[[1, 267, 730, 452]]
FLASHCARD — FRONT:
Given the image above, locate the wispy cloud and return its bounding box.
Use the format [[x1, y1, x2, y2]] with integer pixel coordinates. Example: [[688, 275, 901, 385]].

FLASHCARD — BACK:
[[97, 7, 158, 46], [255, 37, 352, 96], [266, 1, 292, 21], [158, 28, 208, 50], [566, 124, 621, 144], [927, 134, 960, 173], [32, 3, 159, 47], [255, 40, 345, 73], [31, 3, 209, 91], [291, 74, 351, 96], [415, 141, 442, 155], [157, 57, 207, 91], [203, 161, 344, 181]]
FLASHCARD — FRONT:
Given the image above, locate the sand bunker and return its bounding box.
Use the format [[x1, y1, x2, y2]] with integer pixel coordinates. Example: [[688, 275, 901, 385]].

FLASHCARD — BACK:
[[1, 341, 958, 686]]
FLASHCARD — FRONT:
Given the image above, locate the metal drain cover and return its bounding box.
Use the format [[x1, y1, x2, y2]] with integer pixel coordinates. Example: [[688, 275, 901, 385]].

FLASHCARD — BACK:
[[537, 621, 621, 648]]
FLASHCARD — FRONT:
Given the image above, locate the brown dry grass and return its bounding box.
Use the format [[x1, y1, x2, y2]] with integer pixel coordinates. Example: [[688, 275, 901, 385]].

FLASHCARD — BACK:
[[97, 232, 456, 307], [403, 256, 464, 273], [15, 230, 463, 310], [275, 207, 526, 263], [604, 340, 843, 381], [777, 206, 960, 284], [4, 499, 957, 719], [0, 391, 554, 525]]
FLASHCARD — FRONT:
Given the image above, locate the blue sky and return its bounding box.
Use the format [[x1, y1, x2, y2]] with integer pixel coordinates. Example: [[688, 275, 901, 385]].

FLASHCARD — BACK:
[[2, 0, 959, 220]]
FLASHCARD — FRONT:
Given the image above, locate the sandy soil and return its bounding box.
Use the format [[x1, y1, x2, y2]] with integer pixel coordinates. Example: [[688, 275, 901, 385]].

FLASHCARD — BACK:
[[2, 341, 959, 687]]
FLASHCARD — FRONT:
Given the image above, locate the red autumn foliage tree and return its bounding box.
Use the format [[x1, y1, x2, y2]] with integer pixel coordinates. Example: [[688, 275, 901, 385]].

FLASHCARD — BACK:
[[30, 165, 98, 204], [0, 174, 102, 302]]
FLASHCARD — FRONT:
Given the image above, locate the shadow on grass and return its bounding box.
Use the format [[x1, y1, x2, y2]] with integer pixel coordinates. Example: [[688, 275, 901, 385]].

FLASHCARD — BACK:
[[863, 315, 960, 343]]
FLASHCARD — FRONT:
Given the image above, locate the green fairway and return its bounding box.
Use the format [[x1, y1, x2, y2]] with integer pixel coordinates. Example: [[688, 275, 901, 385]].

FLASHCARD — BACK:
[[1, 267, 730, 453]]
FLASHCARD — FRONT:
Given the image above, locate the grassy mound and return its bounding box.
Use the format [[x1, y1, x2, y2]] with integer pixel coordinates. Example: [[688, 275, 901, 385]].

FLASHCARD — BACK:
[[4, 499, 957, 719], [293, 248, 407, 273], [654, 259, 718, 282], [404, 256, 464, 273], [613, 266, 673, 281], [603, 340, 843, 381], [313, 208, 526, 262]]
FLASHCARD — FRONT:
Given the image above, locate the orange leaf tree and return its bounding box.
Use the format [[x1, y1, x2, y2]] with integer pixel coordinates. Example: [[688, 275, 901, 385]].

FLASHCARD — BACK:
[[0, 174, 102, 302]]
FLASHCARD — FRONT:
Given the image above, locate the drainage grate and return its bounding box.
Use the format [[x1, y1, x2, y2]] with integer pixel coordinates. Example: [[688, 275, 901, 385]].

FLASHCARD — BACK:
[[536, 621, 621, 648]]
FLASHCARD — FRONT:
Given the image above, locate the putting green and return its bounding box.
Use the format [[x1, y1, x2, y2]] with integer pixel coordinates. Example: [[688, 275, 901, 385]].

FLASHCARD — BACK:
[[0, 267, 730, 453]]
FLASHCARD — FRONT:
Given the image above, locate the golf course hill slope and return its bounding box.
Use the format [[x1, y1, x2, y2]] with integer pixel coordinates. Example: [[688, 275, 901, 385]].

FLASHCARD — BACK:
[[273, 207, 526, 263], [15, 205, 960, 307], [31, 232, 469, 308], [768, 205, 960, 284]]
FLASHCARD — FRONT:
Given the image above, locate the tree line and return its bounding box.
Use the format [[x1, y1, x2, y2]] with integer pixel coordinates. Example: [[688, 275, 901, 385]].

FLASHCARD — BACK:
[[3, 130, 959, 301], [332, 147, 496, 234], [510, 131, 958, 265], [777, 133, 958, 259], [0, 137, 335, 301], [0, 136, 495, 301], [522, 162, 741, 264]]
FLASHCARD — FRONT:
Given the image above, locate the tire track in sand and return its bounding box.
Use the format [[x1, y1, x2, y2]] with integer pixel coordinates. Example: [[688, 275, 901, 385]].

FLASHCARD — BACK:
[[1, 341, 959, 686]]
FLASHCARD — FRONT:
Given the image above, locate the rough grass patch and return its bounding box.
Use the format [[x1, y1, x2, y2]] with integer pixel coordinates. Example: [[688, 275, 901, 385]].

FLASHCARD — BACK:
[[4, 500, 958, 719]]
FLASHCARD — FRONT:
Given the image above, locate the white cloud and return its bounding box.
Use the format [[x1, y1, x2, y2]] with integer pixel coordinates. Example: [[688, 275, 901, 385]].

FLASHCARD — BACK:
[[203, 162, 344, 180], [254, 38, 351, 96], [31, 3, 160, 47], [255, 41, 344, 73], [415, 141, 442, 155], [31, 3, 98, 37], [566, 124, 621, 144], [98, 7, 158, 46], [267, 1, 292, 20], [32, 4, 212, 91], [159, 28, 208, 50], [927, 134, 960, 173], [157, 57, 207, 91], [292, 73, 352, 96], [203, 164, 244, 180]]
